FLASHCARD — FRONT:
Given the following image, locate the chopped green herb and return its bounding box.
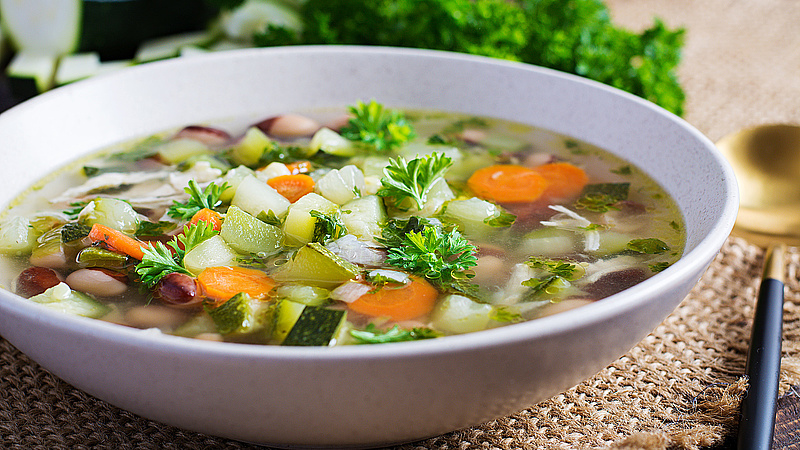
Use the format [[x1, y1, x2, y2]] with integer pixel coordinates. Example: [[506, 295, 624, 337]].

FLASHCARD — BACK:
[[526, 257, 581, 279], [167, 180, 229, 221], [484, 210, 517, 228], [574, 183, 630, 213], [339, 100, 416, 151], [63, 200, 91, 220], [649, 261, 671, 273], [377, 153, 453, 210], [611, 165, 632, 175], [627, 238, 670, 254], [490, 307, 523, 323], [310, 210, 347, 244], [169, 220, 219, 262], [256, 210, 284, 227], [135, 220, 176, 237], [669, 220, 681, 231]]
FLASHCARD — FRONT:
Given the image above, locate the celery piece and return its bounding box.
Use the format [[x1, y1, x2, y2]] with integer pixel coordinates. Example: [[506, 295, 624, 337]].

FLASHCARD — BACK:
[[220, 205, 284, 257], [272, 242, 359, 288], [29, 283, 111, 318]]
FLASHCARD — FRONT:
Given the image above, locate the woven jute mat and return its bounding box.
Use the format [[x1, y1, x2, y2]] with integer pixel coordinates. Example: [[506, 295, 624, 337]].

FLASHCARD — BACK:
[[3, 1, 800, 449]]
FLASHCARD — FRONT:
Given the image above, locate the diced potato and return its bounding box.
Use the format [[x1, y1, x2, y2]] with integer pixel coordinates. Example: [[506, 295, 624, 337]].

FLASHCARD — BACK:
[[282, 193, 338, 246], [315, 165, 365, 205], [231, 174, 291, 218], [220, 205, 284, 256], [430, 294, 494, 334], [183, 235, 239, 276], [309, 127, 355, 156], [341, 195, 386, 241], [0, 216, 37, 256], [219, 165, 255, 202]]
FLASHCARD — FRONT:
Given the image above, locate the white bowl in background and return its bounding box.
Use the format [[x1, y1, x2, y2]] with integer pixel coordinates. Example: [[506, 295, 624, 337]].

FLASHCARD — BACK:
[[0, 46, 738, 447]]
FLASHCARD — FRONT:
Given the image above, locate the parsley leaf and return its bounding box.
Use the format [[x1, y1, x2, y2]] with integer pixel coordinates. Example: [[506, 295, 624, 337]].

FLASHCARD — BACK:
[[167, 180, 229, 221], [627, 238, 669, 254], [169, 220, 219, 262], [309, 210, 347, 244], [339, 100, 416, 151], [383, 224, 478, 288], [522, 257, 583, 297], [350, 324, 441, 344], [135, 242, 191, 289], [377, 153, 453, 210]]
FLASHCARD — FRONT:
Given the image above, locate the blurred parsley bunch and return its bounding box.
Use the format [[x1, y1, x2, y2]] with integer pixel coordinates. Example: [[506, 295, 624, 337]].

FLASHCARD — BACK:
[[206, 0, 686, 115]]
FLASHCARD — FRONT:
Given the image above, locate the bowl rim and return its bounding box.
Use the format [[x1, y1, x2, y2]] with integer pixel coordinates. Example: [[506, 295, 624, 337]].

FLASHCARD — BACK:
[[0, 45, 739, 361]]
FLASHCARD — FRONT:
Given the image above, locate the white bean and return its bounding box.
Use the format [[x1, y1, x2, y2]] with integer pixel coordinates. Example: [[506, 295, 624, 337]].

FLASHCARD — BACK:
[[65, 268, 128, 297], [257, 113, 320, 138]]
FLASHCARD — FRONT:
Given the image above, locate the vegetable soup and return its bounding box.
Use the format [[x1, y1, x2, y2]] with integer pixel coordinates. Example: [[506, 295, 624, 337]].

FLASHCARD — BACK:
[[0, 101, 684, 346]]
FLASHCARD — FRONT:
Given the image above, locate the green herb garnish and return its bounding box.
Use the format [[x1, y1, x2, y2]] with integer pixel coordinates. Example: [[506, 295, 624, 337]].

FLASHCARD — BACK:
[[377, 153, 453, 210], [135, 220, 176, 237], [309, 210, 347, 244], [383, 224, 477, 287], [167, 180, 229, 221], [135, 242, 191, 288], [627, 238, 669, 254], [169, 220, 219, 262], [339, 100, 416, 151]]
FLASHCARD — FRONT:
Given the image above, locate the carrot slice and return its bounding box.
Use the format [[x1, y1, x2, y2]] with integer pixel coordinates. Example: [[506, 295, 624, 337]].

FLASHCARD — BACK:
[[285, 160, 312, 174], [197, 266, 276, 302], [190, 208, 223, 231], [348, 276, 438, 321], [466, 164, 549, 203], [88, 223, 148, 260], [532, 162, 589, 201], [267, 174, 315, 203]]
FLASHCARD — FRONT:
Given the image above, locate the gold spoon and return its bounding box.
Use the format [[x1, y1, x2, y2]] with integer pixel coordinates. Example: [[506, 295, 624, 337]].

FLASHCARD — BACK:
[[716, 124, 800, 449]]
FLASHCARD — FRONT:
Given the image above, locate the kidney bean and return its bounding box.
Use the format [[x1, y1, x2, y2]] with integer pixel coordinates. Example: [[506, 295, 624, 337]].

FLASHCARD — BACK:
[[15, 266, 63, 298], [175, 125, 232, 146], [154, 272, 201, 307]]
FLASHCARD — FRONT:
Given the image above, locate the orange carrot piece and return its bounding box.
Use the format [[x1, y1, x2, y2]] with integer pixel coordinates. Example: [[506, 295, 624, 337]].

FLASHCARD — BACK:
[[190, 208, 223, 231], [197, 266, 276, 302], [88, 223, 148, 260], [267, 174, 315, 203], [466, 164, 549, 203], [348, 276, 438, 322], [532, 162, 589, 201], [285, 160, 312, 174]]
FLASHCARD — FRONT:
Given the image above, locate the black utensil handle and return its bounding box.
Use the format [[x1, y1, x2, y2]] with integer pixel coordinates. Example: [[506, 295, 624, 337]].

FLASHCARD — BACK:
[[736, 276, 784, 450]]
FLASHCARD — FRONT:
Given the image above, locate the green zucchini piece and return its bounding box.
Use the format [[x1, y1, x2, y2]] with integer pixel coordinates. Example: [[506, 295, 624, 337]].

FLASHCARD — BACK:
[[231, 127, 274, 167], [275, 284, 329, 307], [5, 51, 58, 99], [205, 292, 257, 335], [61, 222, 92, 243], [219, 205, 284, 257], [29, 282, 111, 319], [183, 235, 239, 276], [271, 299, 306, 343], [155, 138, 211, 165], [134, 30, 214, 63], [76, 247, 128, 270], [282, 306, 347, 347], [272, 242, 359, 288], [78, 198, 140, 235], [231, 175, 291, 218], [54, 52, 101, 86]]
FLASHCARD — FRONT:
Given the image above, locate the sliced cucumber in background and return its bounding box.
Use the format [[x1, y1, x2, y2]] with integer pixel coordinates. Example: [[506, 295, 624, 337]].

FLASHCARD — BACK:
[[0, 0, 218, 60], [6, 52, 58, 100]]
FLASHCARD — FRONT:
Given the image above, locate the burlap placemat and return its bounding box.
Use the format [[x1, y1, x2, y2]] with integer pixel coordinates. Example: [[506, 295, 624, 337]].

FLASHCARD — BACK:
[[2, 1, 800, 449]]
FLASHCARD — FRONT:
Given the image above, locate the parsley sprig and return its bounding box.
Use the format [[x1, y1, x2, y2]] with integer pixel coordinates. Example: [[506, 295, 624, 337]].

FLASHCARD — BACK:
[[168, 180, 229, 221], [522, 257, 583, 297], [339, 100, 416, 151], [381, 222, 478, 288], [135, 242, 191, 289], [377, 153, 453, 210]]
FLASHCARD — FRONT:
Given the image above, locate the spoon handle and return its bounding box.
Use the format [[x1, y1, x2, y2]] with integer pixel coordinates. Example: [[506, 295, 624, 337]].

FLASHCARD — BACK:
[[736, 243, 785, 450]]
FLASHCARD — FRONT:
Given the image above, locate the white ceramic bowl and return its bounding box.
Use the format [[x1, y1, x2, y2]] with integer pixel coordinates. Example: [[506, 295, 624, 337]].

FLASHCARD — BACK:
[[0, 47, 738, 447]]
